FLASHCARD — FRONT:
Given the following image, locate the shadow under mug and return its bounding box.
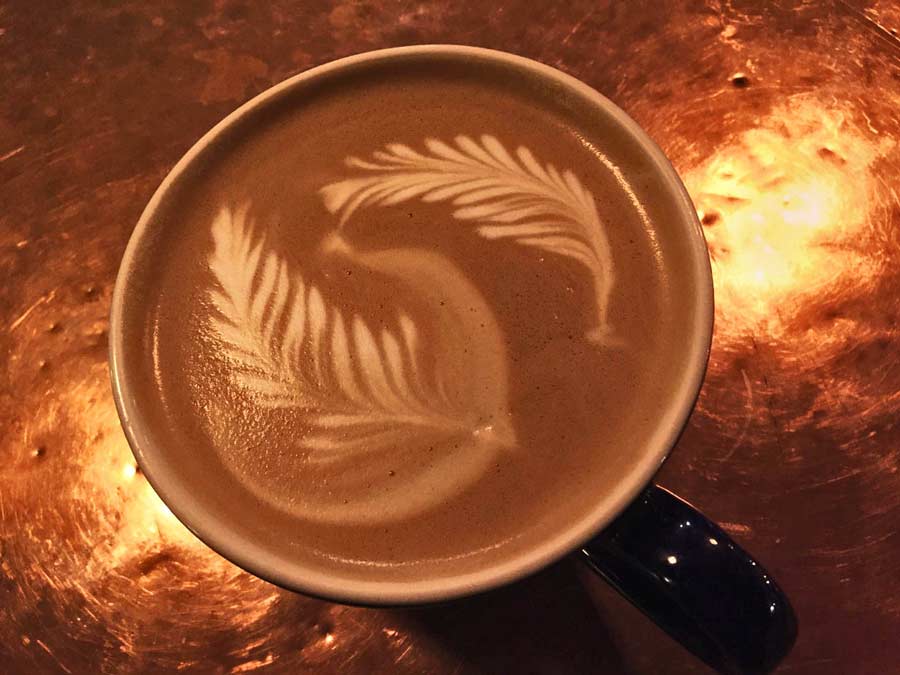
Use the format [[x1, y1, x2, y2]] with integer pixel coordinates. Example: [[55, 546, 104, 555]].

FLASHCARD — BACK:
[[109, 45, 797, 675]]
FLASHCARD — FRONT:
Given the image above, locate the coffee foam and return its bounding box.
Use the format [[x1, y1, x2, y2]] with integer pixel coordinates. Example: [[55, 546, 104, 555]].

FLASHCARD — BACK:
[[320, 134, 619, 343], [126, 62, 697, 577], [200, 204, 514, 522], [192, 128, 636, 524]]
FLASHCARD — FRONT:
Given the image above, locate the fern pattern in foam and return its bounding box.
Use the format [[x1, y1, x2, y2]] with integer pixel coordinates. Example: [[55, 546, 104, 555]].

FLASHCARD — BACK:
[[207, 205, 484, 465], [319, 134, 616, 342]]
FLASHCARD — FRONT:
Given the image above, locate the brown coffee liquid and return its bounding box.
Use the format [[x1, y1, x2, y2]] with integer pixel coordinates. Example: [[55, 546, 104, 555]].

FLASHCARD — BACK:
[[123, 59, 700, 581]]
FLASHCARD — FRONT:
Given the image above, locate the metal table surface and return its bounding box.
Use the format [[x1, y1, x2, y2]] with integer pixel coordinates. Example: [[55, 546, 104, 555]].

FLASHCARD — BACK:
[[2, 1, 899, 673]]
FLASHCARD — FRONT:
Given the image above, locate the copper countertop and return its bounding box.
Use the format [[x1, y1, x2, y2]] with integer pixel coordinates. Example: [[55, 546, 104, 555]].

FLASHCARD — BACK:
[[2, 1, 899, 673]]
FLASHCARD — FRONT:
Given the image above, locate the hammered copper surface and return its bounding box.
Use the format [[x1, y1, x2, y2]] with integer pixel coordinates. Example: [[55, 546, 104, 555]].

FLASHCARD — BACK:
[[2, 1, 899, 673]]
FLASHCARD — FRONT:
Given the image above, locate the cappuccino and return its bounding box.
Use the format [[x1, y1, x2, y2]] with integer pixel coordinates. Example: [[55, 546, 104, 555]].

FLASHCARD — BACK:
[[116, 54, 701, 583]]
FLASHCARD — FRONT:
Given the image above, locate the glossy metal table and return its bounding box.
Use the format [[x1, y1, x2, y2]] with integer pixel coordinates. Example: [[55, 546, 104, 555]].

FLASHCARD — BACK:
[[2, 1, 898, 672]]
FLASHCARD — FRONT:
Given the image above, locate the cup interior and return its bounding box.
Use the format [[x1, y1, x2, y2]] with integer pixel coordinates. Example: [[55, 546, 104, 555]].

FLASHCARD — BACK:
[[110, 45, 713, 605]]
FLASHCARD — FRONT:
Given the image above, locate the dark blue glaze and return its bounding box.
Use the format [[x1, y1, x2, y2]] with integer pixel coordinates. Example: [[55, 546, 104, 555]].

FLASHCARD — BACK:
[[580, 485, 797, 674]]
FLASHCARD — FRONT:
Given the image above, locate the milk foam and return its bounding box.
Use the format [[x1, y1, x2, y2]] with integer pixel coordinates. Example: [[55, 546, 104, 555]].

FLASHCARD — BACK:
[[203, 204, 517, 522], [195, 135, 618, 523]]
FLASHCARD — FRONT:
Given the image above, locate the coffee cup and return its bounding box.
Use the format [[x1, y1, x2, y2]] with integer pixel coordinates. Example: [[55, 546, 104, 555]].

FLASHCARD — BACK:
[[110, 45, 796, 673]]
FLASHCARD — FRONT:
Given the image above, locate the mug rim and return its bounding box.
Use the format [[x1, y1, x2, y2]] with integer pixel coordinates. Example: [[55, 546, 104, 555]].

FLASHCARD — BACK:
[[109, 44, 714, 605]]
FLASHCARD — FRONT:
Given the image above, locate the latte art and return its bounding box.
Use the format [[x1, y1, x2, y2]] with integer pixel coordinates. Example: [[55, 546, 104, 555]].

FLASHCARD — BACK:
[[205, 204, 515, 521], [202, 136, 618, 522], [124, 60, 694, 577], [320, 135, 616, 342]]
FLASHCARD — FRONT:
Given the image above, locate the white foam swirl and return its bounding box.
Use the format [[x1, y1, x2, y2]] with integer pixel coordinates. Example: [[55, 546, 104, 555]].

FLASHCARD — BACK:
[[205, 206, 515, 522]]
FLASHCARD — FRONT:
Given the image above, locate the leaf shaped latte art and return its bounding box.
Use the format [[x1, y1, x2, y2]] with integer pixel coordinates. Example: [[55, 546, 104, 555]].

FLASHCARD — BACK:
[[206, 206, 516, 522], [319, 135, 616, 342]]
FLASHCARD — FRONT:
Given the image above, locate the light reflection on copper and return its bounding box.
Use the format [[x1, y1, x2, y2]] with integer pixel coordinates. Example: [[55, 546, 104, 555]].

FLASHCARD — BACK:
[[685, 97, 893, 340], [4, 365, 294, 670], [121, 463, 136, 480], [77, 388, 282, 634], [73, 391, 209, 558]]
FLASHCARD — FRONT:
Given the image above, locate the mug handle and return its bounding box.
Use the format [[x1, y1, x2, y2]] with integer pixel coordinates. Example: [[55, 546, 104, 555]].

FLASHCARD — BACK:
[[579, 485, 797, 674]]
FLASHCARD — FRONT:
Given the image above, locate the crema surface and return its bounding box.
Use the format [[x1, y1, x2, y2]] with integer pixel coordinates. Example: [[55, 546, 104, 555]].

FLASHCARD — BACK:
[[119, 58, 701, 579]]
